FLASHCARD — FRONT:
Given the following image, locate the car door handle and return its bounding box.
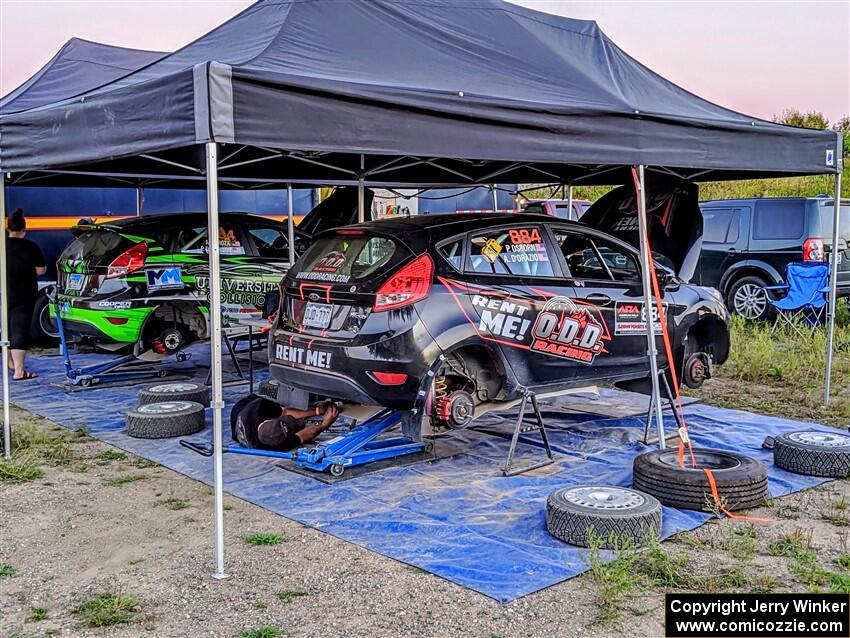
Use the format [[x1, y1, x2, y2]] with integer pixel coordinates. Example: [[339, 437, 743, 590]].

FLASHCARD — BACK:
[[584, 293, 612, 306]]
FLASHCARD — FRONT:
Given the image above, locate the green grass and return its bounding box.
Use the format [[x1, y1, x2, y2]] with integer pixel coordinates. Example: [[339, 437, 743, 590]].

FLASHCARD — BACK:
[[237, 627, 281, 638], [74, 592, 139, 627], [277, 589, 308, 603], [585, 532, 641, 625], [105, 474, 147, 487], [97, 450, 127, 462], [26, 607, 47, 622], [244, 533, 284, 546], [159, 497, 188, 511], [0, 563, 16, 578], [0, 452, 42, 484]]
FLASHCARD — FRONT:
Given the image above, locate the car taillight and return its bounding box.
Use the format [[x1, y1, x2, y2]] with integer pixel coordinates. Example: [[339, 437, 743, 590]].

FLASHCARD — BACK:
[[106, 243, 148, 279], [803, 238, 825, 261], [373, 253, 433, 312], [370, 371, 408, 385]]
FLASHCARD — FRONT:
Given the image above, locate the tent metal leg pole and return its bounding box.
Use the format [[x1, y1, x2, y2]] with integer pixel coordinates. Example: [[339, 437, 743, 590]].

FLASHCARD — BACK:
[[635, 165, 666, 447], [358, 154, 365, 223], [567, 185, 573, 220], [205, 142, 229, 580], [287, 184, 295, 266], [491, 185, 498, 213], [0, 173, 10, 459], [825, 170, 843, 404]]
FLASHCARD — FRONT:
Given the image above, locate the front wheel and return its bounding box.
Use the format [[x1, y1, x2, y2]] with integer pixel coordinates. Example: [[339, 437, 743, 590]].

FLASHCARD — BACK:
[[727, 275, 774, 321]]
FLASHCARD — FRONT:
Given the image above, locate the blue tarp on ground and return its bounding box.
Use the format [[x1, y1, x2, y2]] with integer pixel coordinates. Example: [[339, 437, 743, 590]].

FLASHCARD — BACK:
[[9, 347, 835, 602]]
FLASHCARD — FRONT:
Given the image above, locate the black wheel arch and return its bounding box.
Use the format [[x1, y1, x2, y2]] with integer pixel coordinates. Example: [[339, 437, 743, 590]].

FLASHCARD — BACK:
[[719, 261, 782, 297]]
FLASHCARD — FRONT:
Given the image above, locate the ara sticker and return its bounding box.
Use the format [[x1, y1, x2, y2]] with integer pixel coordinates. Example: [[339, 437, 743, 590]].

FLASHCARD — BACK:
[[146, 267, 184, 291], [481, 239, 503, 263], [529, 296, 605, 364], [614, 301, 667, 335]]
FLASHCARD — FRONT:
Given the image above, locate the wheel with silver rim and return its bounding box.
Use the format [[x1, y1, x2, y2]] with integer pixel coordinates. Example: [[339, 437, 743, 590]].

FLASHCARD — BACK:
[[126, 400, 205, 439], [727, 275, 773, 321], [546, 485, 662, 548], [139, 381, 210, 407], [774, 430, 850, 477]]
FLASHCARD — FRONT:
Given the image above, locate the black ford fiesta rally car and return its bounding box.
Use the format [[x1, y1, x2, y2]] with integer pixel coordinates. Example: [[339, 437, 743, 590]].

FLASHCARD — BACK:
[[269, 179, 730, 435]]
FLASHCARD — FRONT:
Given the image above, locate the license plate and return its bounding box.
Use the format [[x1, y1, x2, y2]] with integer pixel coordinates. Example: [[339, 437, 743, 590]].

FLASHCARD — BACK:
[[303, 302, 332, 329], [67, 273, 84, 290]]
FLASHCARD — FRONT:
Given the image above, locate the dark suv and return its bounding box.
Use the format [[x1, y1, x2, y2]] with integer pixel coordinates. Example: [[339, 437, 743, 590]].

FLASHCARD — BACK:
[[698, 197, 850, 320]]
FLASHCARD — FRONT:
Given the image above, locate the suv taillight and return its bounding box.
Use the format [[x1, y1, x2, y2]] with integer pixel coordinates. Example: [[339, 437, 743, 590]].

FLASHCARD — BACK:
[[803, 238, 825, 262], [106, 242, 148, 279], [373, 253, 433, 312]]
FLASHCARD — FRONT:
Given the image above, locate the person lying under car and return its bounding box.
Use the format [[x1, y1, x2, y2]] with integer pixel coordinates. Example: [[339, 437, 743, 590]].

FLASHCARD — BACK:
[[230, 394, 339, 451]]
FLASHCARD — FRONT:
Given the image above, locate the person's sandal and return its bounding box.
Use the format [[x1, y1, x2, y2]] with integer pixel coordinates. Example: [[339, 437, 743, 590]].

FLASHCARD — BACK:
[[13, 371, 38, 381]]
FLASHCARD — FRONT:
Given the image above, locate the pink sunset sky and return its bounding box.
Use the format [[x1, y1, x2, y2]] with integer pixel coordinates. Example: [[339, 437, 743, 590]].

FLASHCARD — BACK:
[[0, 0, 848, 123]]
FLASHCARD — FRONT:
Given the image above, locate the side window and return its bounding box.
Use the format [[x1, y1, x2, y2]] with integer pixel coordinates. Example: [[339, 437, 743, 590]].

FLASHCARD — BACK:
[[466, 226, 555, 277], [176, 226, 209, 254], [554, 229, 639, 282], [218, 225, 245, 255], [246, 224, 289, 259], [726, 209, 741, 243], [437, 239, 463, 271], [753, 201, 804, 240], [702, 208, 734, 243]]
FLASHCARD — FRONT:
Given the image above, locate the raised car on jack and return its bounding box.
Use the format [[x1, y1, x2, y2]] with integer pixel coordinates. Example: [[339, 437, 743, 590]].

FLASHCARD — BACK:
[[269, 180, 730, 437]]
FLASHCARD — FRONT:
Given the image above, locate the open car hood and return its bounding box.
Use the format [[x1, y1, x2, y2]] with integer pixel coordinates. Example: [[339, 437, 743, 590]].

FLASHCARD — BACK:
[[580, 177, 703, 281], [298, 187, 375, 237]]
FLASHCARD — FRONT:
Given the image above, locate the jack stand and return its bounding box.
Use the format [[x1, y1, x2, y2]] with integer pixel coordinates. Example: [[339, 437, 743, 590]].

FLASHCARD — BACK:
[[642, 373, 687, 445], [181, 408, 429, 476], [503, 390, 554, 476]]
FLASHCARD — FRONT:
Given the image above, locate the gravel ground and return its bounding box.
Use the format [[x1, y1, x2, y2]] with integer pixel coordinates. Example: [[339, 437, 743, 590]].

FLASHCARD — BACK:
[[1, 402, 849, 638]]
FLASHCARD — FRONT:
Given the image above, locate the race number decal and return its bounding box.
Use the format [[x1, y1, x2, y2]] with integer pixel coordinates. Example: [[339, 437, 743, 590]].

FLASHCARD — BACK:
[[614, 301, 668, 335], [530, 297, 604, 364]]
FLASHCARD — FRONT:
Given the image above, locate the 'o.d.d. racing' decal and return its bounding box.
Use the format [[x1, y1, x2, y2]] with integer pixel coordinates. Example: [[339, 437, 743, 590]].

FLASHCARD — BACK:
[[530, 297, 604, 363], [297, 250, 351, 284], [146, 267, 184, 292], [464, 286, 608, 365], [615, 301, 667, 335]]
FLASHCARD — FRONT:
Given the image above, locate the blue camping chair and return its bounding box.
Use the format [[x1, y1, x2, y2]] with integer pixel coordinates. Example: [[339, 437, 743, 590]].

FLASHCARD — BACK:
[[762, 262, 830, 336]]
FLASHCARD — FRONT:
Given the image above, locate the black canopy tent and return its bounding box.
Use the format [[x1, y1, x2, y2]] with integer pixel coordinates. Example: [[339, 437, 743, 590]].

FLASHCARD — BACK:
[[0, 0, 842, 578]]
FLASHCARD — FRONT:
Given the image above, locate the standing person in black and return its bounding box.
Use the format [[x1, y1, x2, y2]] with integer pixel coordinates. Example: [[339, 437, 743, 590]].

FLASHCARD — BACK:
[[6, 209, 46, 380]]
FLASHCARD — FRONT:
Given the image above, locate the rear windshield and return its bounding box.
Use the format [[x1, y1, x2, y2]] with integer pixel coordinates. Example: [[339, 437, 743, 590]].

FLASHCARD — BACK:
[[816, 202, 850, 243], [60, 230, 128, 261], [294, 234, 402, 284]]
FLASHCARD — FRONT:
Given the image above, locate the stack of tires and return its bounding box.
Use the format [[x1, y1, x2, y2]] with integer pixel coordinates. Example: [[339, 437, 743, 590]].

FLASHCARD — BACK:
[[126, 382, 210, 439]]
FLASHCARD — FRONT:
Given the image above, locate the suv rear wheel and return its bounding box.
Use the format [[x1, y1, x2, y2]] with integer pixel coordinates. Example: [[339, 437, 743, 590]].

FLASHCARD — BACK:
[[727, 275, 774, 321]]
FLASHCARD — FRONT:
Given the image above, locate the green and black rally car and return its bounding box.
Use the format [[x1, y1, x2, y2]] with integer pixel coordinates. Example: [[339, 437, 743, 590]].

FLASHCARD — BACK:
[[52, 188, 365, 352]]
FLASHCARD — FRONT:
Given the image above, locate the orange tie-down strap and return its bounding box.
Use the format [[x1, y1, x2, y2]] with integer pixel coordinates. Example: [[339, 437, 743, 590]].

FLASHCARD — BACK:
[[628, 167, 769, 523]]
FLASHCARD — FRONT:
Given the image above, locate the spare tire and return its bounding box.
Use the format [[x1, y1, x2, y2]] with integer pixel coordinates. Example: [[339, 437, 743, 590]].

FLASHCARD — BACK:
[[138, 382, 210, 407], [126, 401, 206, 439], [546, 485, 662, 548], [633, 448, 768, 512], [774, 430, 850, 478]]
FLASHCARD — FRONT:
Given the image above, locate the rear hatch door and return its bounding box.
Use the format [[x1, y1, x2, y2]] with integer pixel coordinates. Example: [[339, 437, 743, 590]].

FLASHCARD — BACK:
[[57, 224, 135, 298], [281, 228, 415, 341], [817, 200, 850, 283], [297, 187, 375, 237]]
